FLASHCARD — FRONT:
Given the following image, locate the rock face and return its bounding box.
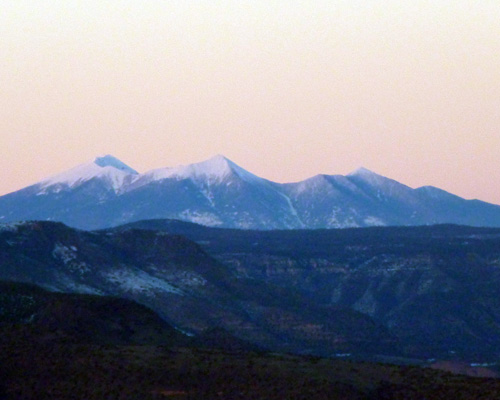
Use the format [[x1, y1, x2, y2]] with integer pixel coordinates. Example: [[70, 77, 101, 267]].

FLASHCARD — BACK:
[[122, 219, 500, 362], [0, 221, 393, 356], [1, 155, 500, 229]]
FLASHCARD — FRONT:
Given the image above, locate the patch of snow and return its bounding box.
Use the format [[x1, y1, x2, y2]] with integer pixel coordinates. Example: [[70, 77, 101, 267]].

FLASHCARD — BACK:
[[55, 275, 103, 294], [167, 271, 207, 288], [199, 186, 216, 207], [179, 210, 222, 226], [277, 191, 305, 227], [471, 362, 497, 367], [0, 221, 28, 232], [363, 216, 386, 226], [65, 282, 103, 295], [174, 326, 195, 337], [105, 269, 184, 295], [52, 243, 89, 274], [52, 243, 77, 263], [143, 264, 207, 288], [327, 208, 359, 228], [347, 167, 381, 180]]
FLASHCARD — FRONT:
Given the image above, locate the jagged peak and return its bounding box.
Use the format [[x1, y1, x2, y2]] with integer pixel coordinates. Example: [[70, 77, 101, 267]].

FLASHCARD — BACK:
[[346, 167, 399, 186], [347, 167, 380, 177], [36, 155, 137, 193], [137, 155, 262, 185], [187, 154, 235, 178], [347, 166, 415, 198], [93, 155, 138, 175]]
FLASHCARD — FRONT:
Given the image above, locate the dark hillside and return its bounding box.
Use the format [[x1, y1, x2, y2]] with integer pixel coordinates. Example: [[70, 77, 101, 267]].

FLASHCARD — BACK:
[[118, 220, 500, 362], [0, 281, 185, 345], [0, 221, 394, 357]]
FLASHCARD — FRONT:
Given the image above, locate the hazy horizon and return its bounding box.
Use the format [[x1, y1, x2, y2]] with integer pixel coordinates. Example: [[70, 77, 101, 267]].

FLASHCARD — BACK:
[[2, 1, 499, 204]]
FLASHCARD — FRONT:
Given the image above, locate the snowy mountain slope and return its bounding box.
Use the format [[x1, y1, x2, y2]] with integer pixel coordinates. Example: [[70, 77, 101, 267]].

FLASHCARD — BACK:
[[128, 154, 262, 190], [1, 154, 500, 229], [36, 155, 138, 194], [114, 155, 302, 229]]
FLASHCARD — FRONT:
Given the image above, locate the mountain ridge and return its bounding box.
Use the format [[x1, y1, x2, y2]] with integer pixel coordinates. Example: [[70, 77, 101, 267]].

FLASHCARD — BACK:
[[0, 220, 396, 356], [1, 154, 500, 230]]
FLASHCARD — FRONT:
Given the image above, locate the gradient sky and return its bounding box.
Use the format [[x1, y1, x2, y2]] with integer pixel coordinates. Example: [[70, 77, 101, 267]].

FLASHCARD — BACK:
[[2, 1, 500, 203]]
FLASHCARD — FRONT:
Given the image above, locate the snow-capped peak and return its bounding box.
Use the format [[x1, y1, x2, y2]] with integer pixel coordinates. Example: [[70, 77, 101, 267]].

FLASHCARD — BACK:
[[93, 155, 138, 175], [347, 166, 414, 200], [134, 155, 262, 186], [190, 155, 260, 183], [347, 167, 379, 177], [182, 154, 236, 180], [347, 167, 394, 186], [36, 155, 137, 194]]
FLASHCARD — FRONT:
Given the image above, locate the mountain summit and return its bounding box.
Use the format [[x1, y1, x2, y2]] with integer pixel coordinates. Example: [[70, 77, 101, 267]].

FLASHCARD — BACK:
[[1, 155, 500, 229], [93, 155, 139, 174], [130, 155, 263, 190], [35, 155, 138, 194]]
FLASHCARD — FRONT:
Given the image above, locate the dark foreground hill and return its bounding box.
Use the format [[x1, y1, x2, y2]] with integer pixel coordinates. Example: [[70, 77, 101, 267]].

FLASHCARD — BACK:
[[1, 283, 500, 399], [4, 343, 500, 400]]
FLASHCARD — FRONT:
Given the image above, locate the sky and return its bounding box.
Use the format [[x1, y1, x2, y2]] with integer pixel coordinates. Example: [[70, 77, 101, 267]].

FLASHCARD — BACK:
[[1, 1, 500, 203]]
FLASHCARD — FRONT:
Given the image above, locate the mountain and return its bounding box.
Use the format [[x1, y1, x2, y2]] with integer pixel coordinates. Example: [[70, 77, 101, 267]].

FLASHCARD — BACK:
[[1, 155, 500, 229], [116, 154, 301, 229], [35, 154, 138, 194], [0, 221, 394, 356]]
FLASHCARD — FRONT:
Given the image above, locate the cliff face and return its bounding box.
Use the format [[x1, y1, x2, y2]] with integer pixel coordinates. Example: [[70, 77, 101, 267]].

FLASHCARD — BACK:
[[225, 240, 500, 360], [4, 219, 500, 361], [122, 220, 500, 361]]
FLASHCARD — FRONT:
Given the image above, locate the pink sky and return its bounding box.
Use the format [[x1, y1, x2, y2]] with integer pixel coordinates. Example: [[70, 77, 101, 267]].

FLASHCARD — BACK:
[[1, 1, 500, 203]]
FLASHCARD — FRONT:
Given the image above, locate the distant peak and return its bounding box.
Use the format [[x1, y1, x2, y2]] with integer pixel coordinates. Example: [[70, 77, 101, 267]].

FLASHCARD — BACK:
[[187, 155, 246, 180], [35, 155, 138, 194], [202, 154, 232, 168], [93, 155, 138, 175], [346, 167, 393, 186], [207, 154, 229, 162], [347, 167, 378, 177], [136, 154, 263, 186]]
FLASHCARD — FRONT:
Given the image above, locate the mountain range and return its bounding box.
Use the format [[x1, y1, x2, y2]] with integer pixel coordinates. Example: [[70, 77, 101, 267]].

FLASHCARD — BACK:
[[1, 154, 500, 230]]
